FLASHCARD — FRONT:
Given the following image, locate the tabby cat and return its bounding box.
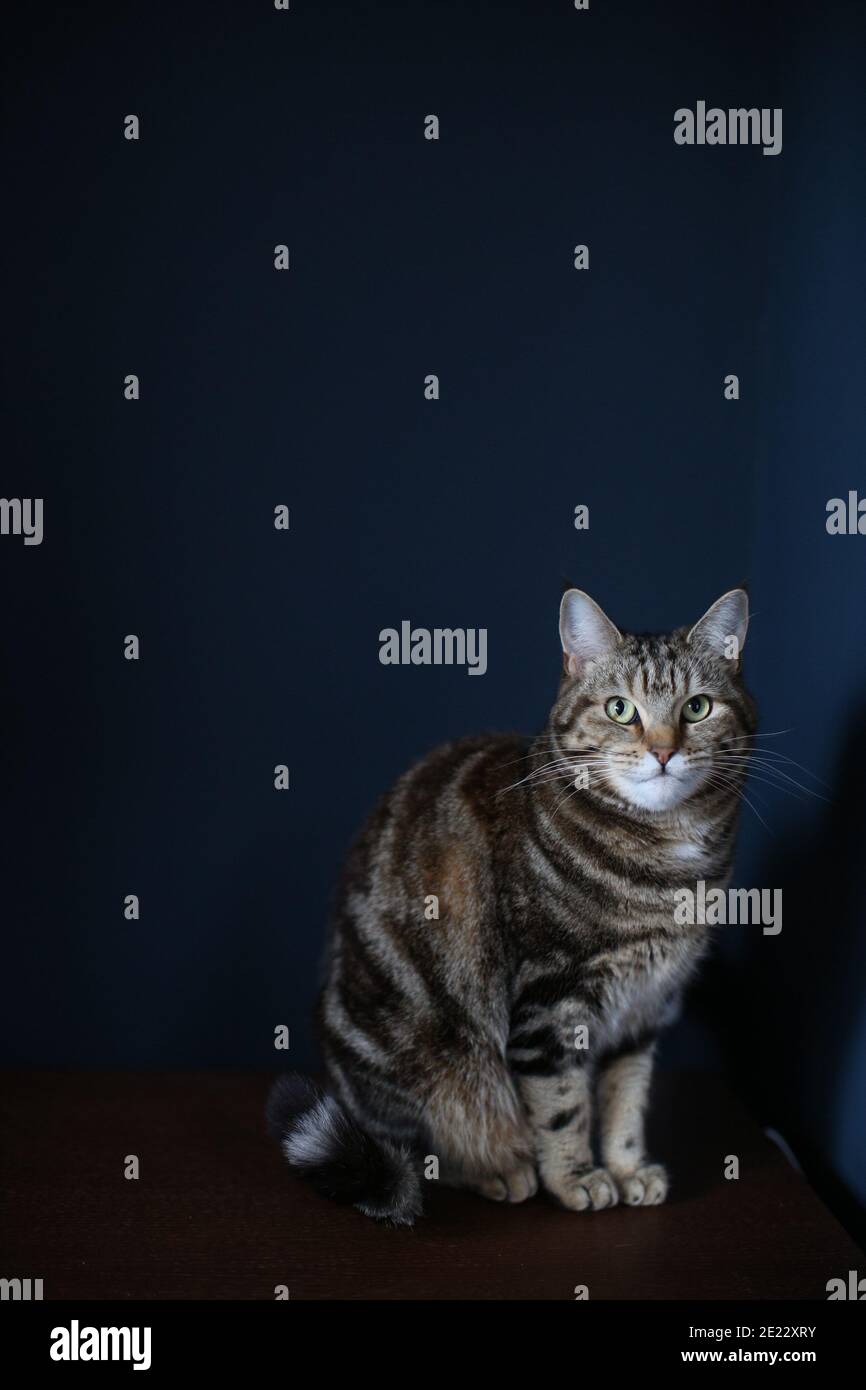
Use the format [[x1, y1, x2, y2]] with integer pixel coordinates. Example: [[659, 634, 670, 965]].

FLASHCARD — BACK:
[[268, 587, 755, 1223]]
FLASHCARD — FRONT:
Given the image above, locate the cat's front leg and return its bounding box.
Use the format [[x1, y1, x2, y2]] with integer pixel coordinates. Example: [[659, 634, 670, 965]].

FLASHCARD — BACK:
[[597, 1040, 668, 1206], [515, 1061, 618, 1212]]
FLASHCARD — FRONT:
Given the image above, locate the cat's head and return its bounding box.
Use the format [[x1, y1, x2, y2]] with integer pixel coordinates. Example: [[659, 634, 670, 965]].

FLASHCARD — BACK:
[[552, 588, 757, 813]]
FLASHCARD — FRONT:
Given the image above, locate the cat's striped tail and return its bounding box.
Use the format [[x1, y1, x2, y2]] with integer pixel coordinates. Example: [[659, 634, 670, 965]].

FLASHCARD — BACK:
[[266, 1074, 422, 1226]]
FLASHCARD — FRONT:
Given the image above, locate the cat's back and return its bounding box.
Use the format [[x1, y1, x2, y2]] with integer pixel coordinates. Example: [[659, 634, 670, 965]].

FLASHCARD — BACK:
[[318, 734, 532, 1133], [323, 733, 528, 1029], [337, 731, 527, 908]]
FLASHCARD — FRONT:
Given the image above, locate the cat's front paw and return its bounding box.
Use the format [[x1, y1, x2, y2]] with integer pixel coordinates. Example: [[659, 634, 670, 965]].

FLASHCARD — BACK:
[[615, 1162, 669, 1207], [549, 1165, 619, 1212], [472, 1163, 538, 1204]]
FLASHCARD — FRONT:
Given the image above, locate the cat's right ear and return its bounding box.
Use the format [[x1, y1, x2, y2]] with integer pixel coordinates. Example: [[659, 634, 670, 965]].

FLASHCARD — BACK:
[[559, 589, 622, 678], [687, 588, 749, 667]]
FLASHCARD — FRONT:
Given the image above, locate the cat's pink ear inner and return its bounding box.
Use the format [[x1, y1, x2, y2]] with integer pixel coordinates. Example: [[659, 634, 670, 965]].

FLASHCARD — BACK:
[[559, 589, 622, 678], [687, 588, 749, 664]]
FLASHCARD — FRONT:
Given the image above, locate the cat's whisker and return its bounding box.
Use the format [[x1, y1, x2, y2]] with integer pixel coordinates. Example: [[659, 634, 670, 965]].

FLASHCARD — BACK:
[[511, 762, 615, 801], [506, 771, 586, 791], [700, 773, 772, 831], [718, 752, 830, 787], [495, 760, 606, 796], [508, 756, 608, 778], [723, 729, 795, 741], [718, 742, 829, 786], [715, 771, 813, 805], [494, 745, 575, 769], [550, 784, 583, 816], [691, 754, 813, 802], [698, 766, 766, 802], [710, 756, 830, 802], [500, 755, 580, 776], [547, 774, 627, 824]]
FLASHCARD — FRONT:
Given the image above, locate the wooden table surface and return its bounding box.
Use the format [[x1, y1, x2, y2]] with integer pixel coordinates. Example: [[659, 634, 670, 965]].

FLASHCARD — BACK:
[[1, 1069, 861, 1300]]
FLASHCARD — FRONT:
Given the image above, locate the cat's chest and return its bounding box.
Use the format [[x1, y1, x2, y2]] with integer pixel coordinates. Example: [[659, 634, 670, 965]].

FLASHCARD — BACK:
[[591, 935, 702, 1047], [662, 832, 726, 881], [669, 839, 706, 866]]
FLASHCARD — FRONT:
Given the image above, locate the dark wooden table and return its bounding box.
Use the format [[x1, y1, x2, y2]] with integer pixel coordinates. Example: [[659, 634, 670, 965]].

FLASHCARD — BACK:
[[1, 1070, 861, 1300]]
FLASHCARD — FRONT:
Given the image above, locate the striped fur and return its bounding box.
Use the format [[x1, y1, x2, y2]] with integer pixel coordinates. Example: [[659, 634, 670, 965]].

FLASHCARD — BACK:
[[269, 589, 756, 1221]]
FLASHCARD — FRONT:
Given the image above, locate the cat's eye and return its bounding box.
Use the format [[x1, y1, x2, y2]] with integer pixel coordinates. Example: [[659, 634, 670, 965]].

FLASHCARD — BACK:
[[683, 694, 712, 723], [605, 697, 638, 725]]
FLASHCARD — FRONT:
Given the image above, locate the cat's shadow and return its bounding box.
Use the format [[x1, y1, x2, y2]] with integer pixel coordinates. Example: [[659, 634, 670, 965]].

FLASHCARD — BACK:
[[675, 701, 866, 1236]]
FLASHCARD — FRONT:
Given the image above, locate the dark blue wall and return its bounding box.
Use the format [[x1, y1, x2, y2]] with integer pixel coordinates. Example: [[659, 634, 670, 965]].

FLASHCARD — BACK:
[[2, 1, 864, 1234], [733, 4, 866, 1231]]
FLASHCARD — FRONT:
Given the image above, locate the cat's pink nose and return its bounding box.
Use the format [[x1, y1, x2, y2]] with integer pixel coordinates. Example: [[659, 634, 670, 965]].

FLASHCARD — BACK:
[[652, 748, 675, 766]]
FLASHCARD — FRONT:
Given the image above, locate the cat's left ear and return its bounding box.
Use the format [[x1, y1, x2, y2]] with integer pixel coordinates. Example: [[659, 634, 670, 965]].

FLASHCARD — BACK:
[[559, 589, 622, 678], [688, 589, 749, 667]]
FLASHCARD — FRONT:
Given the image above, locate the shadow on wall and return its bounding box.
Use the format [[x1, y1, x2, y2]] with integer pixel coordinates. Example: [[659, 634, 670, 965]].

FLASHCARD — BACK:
[[719, 706, 866, 1249]]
